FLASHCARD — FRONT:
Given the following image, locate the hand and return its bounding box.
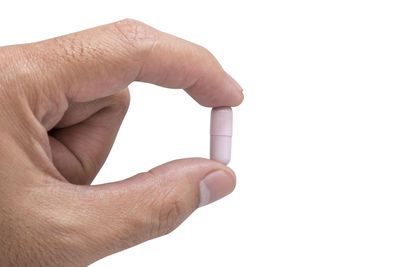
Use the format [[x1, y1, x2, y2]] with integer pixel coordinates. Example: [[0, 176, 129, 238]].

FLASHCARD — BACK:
[[0, 19, 243, 266]]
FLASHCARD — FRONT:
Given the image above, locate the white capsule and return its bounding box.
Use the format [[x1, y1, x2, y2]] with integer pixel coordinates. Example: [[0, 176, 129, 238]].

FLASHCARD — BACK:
[[210, 107, 233, 165]]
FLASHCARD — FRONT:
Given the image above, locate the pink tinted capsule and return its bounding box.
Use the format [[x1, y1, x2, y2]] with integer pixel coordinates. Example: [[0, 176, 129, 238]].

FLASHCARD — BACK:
[[210, 107, 233, 165]]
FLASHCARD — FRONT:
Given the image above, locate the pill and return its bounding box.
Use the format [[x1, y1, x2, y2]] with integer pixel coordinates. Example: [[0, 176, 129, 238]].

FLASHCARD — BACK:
[[210, 107, 233, 165]]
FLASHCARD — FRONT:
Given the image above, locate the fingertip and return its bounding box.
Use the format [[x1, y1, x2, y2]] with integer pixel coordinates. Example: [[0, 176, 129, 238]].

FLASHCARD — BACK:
[[225, 73, 244, 107]]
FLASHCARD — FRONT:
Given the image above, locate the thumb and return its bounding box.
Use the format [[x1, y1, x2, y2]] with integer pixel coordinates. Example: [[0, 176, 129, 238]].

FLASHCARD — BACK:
[[67, 158, 235, 263]]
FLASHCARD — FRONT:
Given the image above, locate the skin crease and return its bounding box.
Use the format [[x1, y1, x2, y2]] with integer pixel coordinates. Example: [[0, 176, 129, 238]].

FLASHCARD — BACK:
[[0, 19, 243, 266]]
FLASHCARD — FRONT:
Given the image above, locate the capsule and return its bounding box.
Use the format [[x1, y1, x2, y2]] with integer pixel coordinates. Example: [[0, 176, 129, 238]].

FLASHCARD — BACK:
[[210, 107, 233, 165]]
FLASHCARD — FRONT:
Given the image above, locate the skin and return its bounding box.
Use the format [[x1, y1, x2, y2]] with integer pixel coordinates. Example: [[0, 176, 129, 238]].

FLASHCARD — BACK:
[[0, 19, 243, 266]]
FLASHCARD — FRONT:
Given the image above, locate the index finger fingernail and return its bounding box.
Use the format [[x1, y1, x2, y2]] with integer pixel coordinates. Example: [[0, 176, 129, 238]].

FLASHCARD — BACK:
[[226, 73, 243, 93]]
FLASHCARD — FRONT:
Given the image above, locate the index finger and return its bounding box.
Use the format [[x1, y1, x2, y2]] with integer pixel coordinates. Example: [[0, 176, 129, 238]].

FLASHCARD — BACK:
[[25, 19, 244, 106]]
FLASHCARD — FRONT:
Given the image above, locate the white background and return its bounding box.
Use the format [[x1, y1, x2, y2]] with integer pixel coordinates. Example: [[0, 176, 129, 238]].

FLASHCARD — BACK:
[[2, 0, 400, 266]]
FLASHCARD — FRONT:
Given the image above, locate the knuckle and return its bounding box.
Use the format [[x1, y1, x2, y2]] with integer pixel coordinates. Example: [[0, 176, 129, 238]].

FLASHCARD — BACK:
[[54, 34, 87, 64], [198, 45, 213, 58], [112, 19, 158, 53], [156, 197, 183, 236], [199, 45, 220, 69], [145, 173, 187, 238]]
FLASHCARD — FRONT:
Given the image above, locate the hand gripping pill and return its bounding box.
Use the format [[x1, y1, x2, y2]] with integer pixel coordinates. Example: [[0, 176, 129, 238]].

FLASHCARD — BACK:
[[210, 107, 233, 165]]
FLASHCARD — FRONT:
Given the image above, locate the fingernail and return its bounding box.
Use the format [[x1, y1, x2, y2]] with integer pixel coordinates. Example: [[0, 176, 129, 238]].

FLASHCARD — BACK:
[[198, 170, 236, 207], [226, 73, 243, 93]]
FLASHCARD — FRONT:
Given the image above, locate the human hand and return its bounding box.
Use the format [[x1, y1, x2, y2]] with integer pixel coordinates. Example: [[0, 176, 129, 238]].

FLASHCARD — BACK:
[[0, 19, 243, 266]]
